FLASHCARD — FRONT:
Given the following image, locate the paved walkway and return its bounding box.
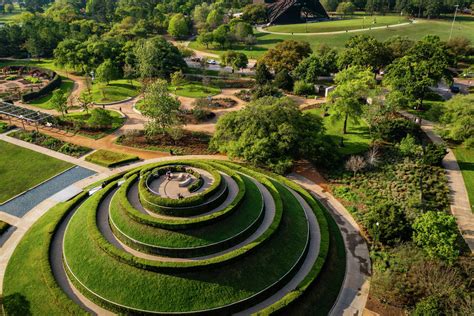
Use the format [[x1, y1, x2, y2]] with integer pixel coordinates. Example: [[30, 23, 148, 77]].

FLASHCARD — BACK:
[[257, 20, 417, 36], [401, 111, 474, 252], [288, 173, 371, 316]]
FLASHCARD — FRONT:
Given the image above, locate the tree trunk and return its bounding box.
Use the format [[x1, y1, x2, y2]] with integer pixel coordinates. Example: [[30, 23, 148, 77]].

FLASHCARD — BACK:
[[343, 113, 348, 134]]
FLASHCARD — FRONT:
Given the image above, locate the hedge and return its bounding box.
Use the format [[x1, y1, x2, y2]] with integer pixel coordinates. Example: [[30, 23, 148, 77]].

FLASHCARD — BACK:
[[116, 172, 246, 230], [20, 67, 62, 102], [108, 176, 265, 257]]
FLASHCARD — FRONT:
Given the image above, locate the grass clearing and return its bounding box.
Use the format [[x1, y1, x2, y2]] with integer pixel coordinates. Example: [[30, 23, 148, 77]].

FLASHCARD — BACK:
[[189, 17, 474, 59], [267, 14, 409, 33], [306, 107, 371, 156], [170, 83, 221, 98], [110, 175, 263, 248], [0, 140, 72, 203], [63, 178, 308, 311], [63, 109, 124, 139], [453, 146, 474, 212], [90, 80, 140, 104], [85, 149, 139, 167], [27, 76, 74, 110]]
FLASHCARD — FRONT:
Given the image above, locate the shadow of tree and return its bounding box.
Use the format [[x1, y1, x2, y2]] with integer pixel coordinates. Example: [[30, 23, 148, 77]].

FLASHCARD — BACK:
[[2, 293, 32, 316]]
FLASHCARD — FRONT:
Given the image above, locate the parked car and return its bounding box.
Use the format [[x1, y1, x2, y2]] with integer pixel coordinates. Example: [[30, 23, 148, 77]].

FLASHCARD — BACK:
[[207, 59, 217, 65], [450, 85, 460, 93]]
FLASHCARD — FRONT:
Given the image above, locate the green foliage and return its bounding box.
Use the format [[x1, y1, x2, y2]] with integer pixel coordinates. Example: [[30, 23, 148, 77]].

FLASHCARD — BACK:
[[50, 88, 68, 116], [251, 84, 282, 100], [422, 143, 447, 166], [372, 117, 420, 142], [412, 211, 460, 263], [220, 50, 248, 72], [260, 40, 312, 73], [293, 80, 314, 96], [168, 13, 189, 39], [398, 134, 421, 158], [337, 35, 389, 72], [95, 59, 119, 85], [293, 54, 324, 84], [211, 96, 328, 173], [273, 69, 294, 91], [412, 296, 441, 316], [336, 1, 356, 17], [87, 108, 114, 129], [439, 94, 474, 146], [364, 202, 412, 245], [255, 63, 272, 86], [85, 149, 138, 167], [241, 4, 267, 24]]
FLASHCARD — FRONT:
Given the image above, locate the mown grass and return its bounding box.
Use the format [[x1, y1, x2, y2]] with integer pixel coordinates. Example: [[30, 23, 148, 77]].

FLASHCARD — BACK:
[[2, 194, 86, 315], [189, 17, 474, 59], [90, 79, 140, 104], [27, 76, 74, 110], [85, 149, 138, 167], [169, 83, 221, 98], [110, 174, 263, 248], [63, 109, 124, 139], [63, 177, 308, 311], [0, 140, 72, 203], [305, 107, 371, 156], [267, 14, 409, 33], [453, 146, 474, 212]]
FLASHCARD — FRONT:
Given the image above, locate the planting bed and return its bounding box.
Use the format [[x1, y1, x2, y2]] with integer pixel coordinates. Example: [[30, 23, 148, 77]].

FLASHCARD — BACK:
[[3, 159, 345, 315]]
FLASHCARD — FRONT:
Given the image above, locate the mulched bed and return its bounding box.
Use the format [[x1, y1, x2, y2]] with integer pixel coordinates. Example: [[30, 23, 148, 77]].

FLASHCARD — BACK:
[[116, 130, 213, 155], [207, 98, 237, 109]]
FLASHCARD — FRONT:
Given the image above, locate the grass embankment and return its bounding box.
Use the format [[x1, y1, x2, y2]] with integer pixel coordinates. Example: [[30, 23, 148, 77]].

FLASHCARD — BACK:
[[27, 76, 74, 110], [306, 107, 371, 156], [189, 16, 474, 59], [453, 146, 474, 212], [2, 194, 86, 315], [110, 174, 263, 248], [85, 149, 139, 167], [90, 80, 140, 104], [63, 178, 308, 311], [0, 140, 72, 203], [268, 14, 410, 33], [170, 83, 221, 98]]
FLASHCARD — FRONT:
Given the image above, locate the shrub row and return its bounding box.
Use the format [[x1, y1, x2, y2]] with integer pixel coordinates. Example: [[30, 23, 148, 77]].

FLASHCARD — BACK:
[[21, 68, 62, 102], [116, 173, 246, 230], [84, 168, 283, 272]]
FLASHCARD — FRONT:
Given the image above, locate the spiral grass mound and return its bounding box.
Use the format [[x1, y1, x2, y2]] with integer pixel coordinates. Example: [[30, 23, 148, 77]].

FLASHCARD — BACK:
[[3, 159, 345, 315]]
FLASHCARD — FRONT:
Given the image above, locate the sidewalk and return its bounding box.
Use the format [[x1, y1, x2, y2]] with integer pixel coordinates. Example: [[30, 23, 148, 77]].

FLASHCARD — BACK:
[[401, 111, 474, 252]]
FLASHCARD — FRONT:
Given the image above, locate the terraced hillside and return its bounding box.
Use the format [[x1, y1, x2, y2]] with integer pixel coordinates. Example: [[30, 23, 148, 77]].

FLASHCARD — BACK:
[[3, 159, 346, 315]]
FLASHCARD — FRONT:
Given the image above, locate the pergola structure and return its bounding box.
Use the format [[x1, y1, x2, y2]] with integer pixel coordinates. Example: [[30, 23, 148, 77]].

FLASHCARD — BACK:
[[0, 101, 53, 131]]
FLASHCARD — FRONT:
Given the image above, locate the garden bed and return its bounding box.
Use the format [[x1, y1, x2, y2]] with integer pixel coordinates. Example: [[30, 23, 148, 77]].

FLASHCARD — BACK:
[[58, 109, 125, 139], [9, 130, 92, 158], [85, 149, 139, 167]]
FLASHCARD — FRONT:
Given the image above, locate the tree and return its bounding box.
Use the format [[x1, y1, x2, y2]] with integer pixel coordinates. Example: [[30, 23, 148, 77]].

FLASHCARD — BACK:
[[384, 36, 415, 61], [197, 32, 213, 49], [220, 50, 248, 73], [365, 202, 411, 245], [140, 79, 181, 136], [412, 211, 460, 263], [50, 89, 68, 116], [78, 91, 93, 113], [4, 4, 14, 13], [446, 37, 472, 67], [261, 40, 312, 73], [206, 9, 223, 29], [293, 54, 324, 84], [134, 36, 187, 80], [230, 21, 253, 42], [212, 24, 230, 48], [87, 108, 113, 129], [123, 63, 136, 86], [273, 69, 294, 91], [170, 70, 186, 90], [336, 1, 356, 17], [241, 4, 267, 24], [328, 66, 375, 142], [211, 96, 328, 173], [168, 13, 189, 39], [95, 59, 119, 85], [193, 3, 211, 30], [439, 94, 473, 146], [337, 35, 390, 74], [255, 63, 272, 85]]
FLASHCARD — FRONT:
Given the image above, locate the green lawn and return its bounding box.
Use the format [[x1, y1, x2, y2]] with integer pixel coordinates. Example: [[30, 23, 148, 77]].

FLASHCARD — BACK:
[[0, 6, 23, 24], [90, 80, 140, 104], [170, 83, 221, 98], [27, 76, 74, 110], [63, 177, 308, 311], [189, 17, 474, 59], [85, 149, 138, 167], [306, 107, 371, 156], [407, 100, 446, 122], [0, 59, 67, 73], [110, 174, 263, 248], [0, 140, 72, 203], [63, 109, 124, 139], [453, 146, 474, 212], [267, 14, 409, 33]]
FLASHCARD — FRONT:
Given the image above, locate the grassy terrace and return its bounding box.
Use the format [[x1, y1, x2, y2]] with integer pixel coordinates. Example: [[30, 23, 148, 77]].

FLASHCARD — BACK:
[[110, 174, 263, 248], [27, 76, 74, 110], [63, 178, 307, 311], [267, 14, 410, 33], [453, 146, 474, 212], [189, 16, 474, 59], [85, 149, 138, 167], [0, 140, 72, 203], [90, 79, 140, 104], [305, 107, 371, 156]]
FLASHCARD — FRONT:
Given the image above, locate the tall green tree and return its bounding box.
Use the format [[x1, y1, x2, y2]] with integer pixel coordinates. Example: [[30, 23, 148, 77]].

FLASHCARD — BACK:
[[220, 50, 248, 73], [50, 89, 68, 116], [95, 59, 119, 85], [168, 13, 189, 39], [337, 35, 390, 74], [261, 40, 312, 73]]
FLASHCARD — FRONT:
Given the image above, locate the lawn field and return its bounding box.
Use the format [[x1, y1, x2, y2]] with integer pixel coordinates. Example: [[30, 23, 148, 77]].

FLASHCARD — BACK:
[[85, 149, 138, 167], [90, 80, 140, 104], [305, 107, 371, 156], [267, 14, 410, 33], [453, 146, 474, 212], [27, 76, 74, 110], [0, 140, 72, 203], [170, 83, 221, 98], [189, 17, 474, 59]]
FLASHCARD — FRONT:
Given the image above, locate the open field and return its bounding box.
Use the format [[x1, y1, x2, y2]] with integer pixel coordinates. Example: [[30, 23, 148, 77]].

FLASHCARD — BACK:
[[90, 80, 140, 104], [267, 14, 410, 33], [170, 83, 221, 98], [0, 140, 72, 203], [189, 17, 474, 59]]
